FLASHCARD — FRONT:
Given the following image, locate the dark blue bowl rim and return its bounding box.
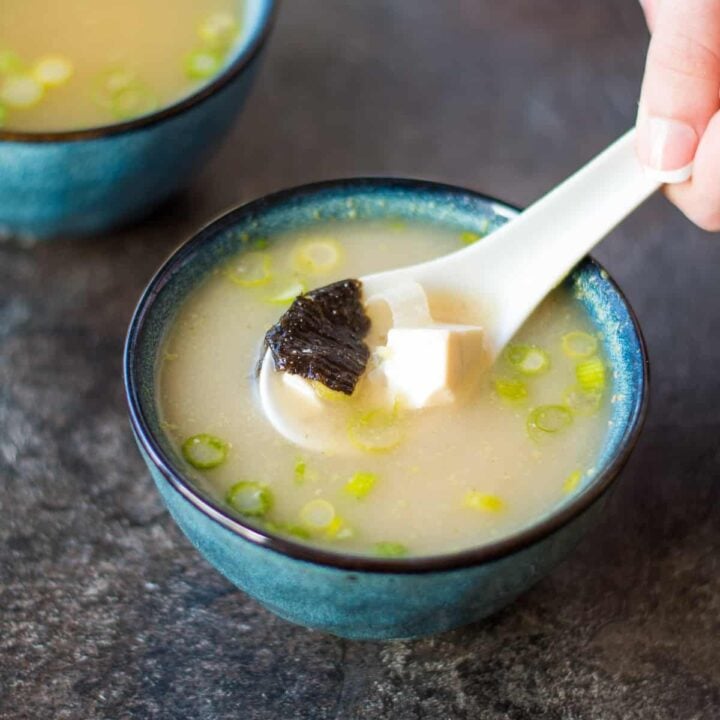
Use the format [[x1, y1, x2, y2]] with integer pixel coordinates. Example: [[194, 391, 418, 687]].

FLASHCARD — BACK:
[[0, 0, 276, 144], [124, 177, 650, 575]]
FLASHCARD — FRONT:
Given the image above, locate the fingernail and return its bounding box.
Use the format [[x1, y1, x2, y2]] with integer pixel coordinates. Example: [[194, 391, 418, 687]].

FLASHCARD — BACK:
[[637, 115, 697, 184]]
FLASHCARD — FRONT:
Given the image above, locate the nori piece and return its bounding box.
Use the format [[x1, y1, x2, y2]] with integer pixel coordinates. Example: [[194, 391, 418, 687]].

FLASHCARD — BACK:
[[264, 278, 371, 394]]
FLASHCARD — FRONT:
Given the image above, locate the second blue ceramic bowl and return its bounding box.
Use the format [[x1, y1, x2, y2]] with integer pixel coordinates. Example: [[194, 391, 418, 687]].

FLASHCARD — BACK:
[[0, 0, 275, 239], [124, 179, 649, 640]]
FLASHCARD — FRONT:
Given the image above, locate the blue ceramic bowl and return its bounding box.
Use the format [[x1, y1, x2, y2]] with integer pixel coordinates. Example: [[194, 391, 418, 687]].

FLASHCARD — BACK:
[[124, 179, 649, 640], [0, 0, 275, 239]]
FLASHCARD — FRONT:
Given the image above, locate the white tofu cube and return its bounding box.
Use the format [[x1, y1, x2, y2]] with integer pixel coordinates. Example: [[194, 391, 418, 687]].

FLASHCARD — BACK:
[[381, 324, 486, 408]]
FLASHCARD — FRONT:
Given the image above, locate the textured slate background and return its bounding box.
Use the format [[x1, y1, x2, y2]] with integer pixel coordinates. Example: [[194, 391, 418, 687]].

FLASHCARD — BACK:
[[2, 1, 719, 718]]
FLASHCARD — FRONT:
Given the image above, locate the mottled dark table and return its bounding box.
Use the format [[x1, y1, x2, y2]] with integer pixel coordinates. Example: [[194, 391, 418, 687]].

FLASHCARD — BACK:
[[2, 2, 719, 718]]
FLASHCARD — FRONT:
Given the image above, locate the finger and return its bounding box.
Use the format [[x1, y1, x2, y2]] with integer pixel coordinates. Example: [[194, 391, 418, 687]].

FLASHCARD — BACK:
[[666, 109, 720, 230], [636, 0, 720, 183], [639, 0, 659, 31]]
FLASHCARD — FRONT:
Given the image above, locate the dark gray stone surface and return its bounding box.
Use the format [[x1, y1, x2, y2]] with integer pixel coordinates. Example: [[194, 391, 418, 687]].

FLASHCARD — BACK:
[[1, 1, 719, 718]]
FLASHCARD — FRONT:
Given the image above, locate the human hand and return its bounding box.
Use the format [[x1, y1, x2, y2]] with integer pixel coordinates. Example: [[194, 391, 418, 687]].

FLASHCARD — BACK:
[[637, 0, 720, 229]]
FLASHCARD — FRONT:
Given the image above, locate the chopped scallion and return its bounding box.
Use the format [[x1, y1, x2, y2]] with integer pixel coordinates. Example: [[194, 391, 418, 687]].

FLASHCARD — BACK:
[[225, 251, 272, 287], [92, 68, 157, 120], [464, 491, 505, 512], [267, 280, 305, 305], [292, 238, 342, 275], [561, 331, 598, 359], [504, 344, 550, 375], [325, 515, 354, 539], [563, 470, 582, 494], [374, 542, 408, 558], [110, 84, 158, 120], [563, 385, 603, 416], [93, 68, 137, 107], [460, 231, 481, 245], [312, 380, 350, 402], [344, 471, 377, 499], [226, 481, 273, 517], [527, 405, 573, 439], [184, 49, 223, 80], [32, 55, 74, 87], [293, 457, 318, 485], [347, 408, 403, 454], [0, 74, 44, 108], [264, 520, 311, 540], [299, 499, 336, 530], [181, 433, 229, 469], [197, 12, 239, 50], [576, 356, 606, 392], [493, 377, 528, 402], [0, 50, 22, 75]]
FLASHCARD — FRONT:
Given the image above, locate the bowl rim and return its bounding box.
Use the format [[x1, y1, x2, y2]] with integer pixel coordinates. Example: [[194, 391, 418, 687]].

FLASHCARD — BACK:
[[124, 177, 650, 575], [0, 0, 276, 144]]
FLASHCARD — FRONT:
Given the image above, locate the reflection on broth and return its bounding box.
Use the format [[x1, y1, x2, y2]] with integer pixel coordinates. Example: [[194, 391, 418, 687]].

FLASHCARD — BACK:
[[158, 221, 613, 558], [0, 0, 244, 131]]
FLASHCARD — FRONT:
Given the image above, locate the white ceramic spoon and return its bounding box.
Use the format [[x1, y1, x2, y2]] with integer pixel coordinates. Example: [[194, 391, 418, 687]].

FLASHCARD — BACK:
[[259, 128, 661, 452]]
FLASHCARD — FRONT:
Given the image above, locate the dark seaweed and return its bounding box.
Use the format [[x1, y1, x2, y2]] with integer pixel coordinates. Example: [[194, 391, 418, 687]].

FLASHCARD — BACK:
[[264, 279, 371, 394]]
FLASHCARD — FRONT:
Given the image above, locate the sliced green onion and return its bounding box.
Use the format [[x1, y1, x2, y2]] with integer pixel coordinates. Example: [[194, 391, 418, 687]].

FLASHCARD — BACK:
[[226, 481, 273, 517], [464, 491, 505, 512], [92, 68, 157, 120], [292, 238, 342, 275], [563, 385, 603, 416], [110, 84, 158, 120], [181, 433, 229, 469], [299, 499, 336, 530], [267, 280, 305, 305], [184, 49, 223, 80], [32, 55, 74, 87], [562, 331, 598, 359], [348, 408, 403, 454], [0, 74, 44, 108], [294, 457, 307, 484], [92, 68, 137, 107], [344, 471, 377, 499], [264, 520, 311, 540], [293, 457, 318, 485], [493, 377, 528, 402], [527, 405, 573, 439], [0, 50, 22, 75], [226, 251, 272, 287], [576, 356, 606, 392], [460, 231, 481, 245], [312, 380, 351, 402], [504, 344, 550, 375], [374, 542, 408, 558], [563, 470, 582, 494], [387, 219, 406, 231], [197, 12, 239, 50], [324, 515, 354, 539]]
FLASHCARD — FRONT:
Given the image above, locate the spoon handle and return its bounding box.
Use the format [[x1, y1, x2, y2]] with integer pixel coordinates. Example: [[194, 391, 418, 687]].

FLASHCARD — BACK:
[[417, 128, 660, 356]]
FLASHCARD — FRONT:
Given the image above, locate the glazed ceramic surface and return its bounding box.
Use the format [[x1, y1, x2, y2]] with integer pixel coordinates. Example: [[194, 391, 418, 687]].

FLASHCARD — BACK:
[[0, 0, 274, 239], [124, 179, 649, 640]]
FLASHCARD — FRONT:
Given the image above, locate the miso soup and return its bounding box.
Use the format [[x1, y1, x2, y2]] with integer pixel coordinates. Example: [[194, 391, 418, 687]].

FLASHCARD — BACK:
[[0, 0, 245, 131], [158, 222, 613, 558]]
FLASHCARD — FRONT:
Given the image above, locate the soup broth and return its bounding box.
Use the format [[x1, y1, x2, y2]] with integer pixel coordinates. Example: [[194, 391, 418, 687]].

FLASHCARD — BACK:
[[158, 221, 613, 558], [0, 0, 244, 131]]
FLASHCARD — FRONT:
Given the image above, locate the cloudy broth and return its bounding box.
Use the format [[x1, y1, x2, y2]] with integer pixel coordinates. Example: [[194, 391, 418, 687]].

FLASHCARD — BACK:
[[158, 221, 613, 558], [0, 0, 244, 131]]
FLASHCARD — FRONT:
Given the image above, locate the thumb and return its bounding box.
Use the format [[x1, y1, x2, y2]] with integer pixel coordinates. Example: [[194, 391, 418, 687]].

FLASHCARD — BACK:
[[636, 0, 720, 183]]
